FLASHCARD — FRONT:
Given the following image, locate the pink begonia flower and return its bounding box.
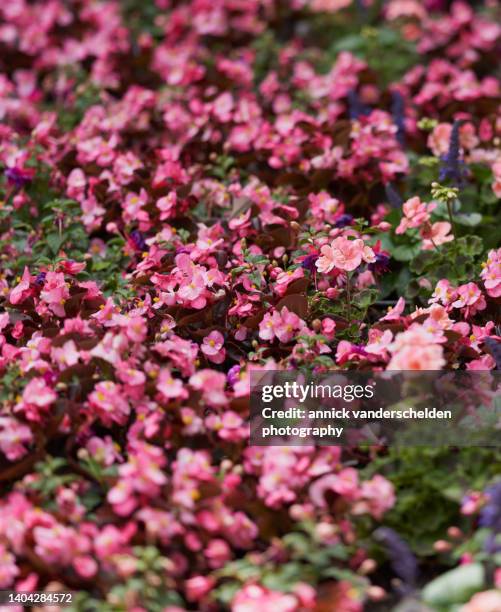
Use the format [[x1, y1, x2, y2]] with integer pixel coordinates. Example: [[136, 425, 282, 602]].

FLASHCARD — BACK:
[[0, 416, 32, 461], [354, 475, 396, 520], [275, 267, 304, 296], [33, 523, 91, 566], [205, 538, 231, 569], [189, 369, 228, 406], [0, 543, 19, 588], [421, 221, 454, 250], [309, 468, 360, 508], [396, 196, 435, 234], [427, 121, 478, 157], [387, 324, 445, 370], [108, 442, 167, 516], [156, 192, 177, 220], [40, 271, 70, 317], [452, 283, 486, 317], [430, 279, 457, 305], [185, 575, 215, 602], [66, 168, 86, 199], [86, 435, 121, 467], [316, 237, 375, 273], [460, 590, 501, 612], [73, 556, 98, 578], [380, 296, 406, 321], [481, 247, 501, 297], [201, 330, 225, 364], [259, 307, 306, 343], [89, 381, 130, 426], [23, 377, 57, 408], [365, 329, 393, 357], [51, 340, 79, 368], [492, 159, 501, 198], [9, 266, 32, 305], [466, 355, 496, 370], [157, 368, 186, 400], [232, 583, 299, 612]]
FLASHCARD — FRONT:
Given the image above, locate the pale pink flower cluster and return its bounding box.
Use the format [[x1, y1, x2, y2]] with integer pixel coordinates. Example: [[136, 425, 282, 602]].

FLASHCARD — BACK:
[[316, 236, 376, 273], [0, 416, 32, 461], [460, 590, 501, 612], [107, 441, 168, 515], [259, 307, 306, 343], [492, 158, 501, 198], [88, 381, 130, 426], [232, 583, 315, 612], [481, 248, 501, 298], [245, 447, 341, 509], [309, 469, 395, 520], [387, 324, 445, 370]]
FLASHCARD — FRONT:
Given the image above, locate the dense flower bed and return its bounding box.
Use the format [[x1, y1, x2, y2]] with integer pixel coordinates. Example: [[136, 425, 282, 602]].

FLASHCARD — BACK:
[[0, 0, 500, 610]]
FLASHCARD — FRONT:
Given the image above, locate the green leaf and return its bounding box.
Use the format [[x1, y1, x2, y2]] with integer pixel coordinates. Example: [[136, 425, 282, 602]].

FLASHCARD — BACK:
[[46, 232, 64, 255], [422, 563, 485, 607], [392, 243, 421, 262], [454, 213, 482, 227]]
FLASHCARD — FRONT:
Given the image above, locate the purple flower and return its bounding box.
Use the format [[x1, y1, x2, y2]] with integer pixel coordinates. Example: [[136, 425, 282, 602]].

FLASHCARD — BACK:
[[301, 254, 319, 272], [369, 252, 390, 274], [374, 527, 417, 590], [439, 120, 468, 186], [34, 272, 46, 286], [227, 365, 241, 387], [479, 480, 501, 553], [391, 91, 406, 146], [348, 90, 371, 120], [5, 166, 34, 188], [130, 230, 147, 252], [385, 183, 403, 208], [335, 214, 354, 228], [484, 338, 501, 370]]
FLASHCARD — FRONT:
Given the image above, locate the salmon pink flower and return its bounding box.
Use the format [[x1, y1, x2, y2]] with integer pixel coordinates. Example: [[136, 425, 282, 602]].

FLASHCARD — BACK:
[[481, 248, 501, 298], [452, 283, 486, 317], [316, 237, 375, 273], [421, 221, 454, 249], [387, 324, 445, 370], [259, 307, 306, 344], [232, 584, 299, 612], [396, 197, 435, 234]]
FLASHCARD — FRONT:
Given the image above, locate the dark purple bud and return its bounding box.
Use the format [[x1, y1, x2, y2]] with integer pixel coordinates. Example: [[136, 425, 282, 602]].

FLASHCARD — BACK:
[[227, 365, 241, 387], [34, 272, 46, 286], [335, 214, 354, 228], [479, 480, 501, 553], [484, 338, 501, 370], [130, 230, 147, 252], [391, 91, 406, 146], [439, 120, 468, 187], [374, 527, 418, 589], [385, 183, 403, 208], [301, 254, 319, 272], [369, 252, 390, 274], [348, 90, 371, 121], [5, 167, 33, 188]]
